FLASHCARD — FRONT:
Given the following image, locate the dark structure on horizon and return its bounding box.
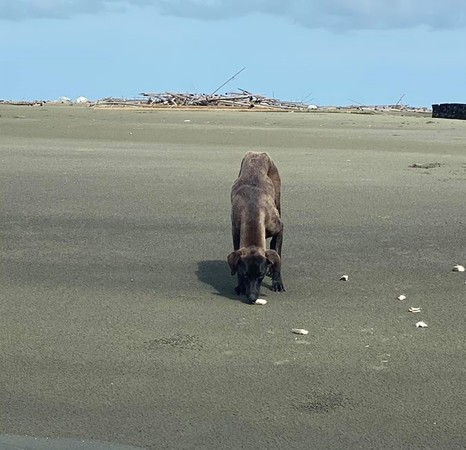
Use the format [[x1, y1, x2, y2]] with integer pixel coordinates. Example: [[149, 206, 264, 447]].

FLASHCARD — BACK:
[[432, 103, 466, 120]]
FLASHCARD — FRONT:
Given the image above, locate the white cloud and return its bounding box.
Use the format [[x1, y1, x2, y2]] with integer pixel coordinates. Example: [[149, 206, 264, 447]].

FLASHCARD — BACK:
[[1, 0, 466, 30]]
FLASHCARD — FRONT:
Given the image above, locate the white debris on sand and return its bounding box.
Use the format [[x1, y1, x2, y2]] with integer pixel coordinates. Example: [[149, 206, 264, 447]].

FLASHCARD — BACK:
[[57, 96, 72, 104], [254, 298, 267, 305], [408, 307, 422, 313], [397, 295, 407, 301], [340, 275, 349, 281], [416, 321, 428, 328], [452, 264, 465, 272], [292, 328, 309, 335]]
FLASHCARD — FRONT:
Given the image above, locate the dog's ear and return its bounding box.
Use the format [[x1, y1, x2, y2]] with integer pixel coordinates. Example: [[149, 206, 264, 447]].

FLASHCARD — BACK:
[[227, 250, 242, 275], [265, 250, 281, 271]]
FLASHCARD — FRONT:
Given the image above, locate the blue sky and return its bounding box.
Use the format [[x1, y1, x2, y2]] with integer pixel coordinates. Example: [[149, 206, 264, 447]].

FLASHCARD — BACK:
[[1, 0, 465, 107]]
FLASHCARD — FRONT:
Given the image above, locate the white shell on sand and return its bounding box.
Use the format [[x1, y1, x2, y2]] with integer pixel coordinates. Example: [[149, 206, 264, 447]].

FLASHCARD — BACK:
[[416, 321, 428, 328], [453, 264, 465, 272], [340, 275, 349, 281], [292, 328, 309, 335], [408, 307, 421, 313], [254, 299, 267, 305], [397, 295, 407, 301]]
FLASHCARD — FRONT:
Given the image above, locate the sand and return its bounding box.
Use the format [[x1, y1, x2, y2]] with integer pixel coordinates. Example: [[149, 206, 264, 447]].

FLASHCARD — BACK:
[[1, 104, 465, 449]]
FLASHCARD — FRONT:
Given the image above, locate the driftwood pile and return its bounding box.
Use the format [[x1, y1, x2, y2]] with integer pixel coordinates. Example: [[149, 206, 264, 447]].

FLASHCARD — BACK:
[[95, 90, 310, 111], [1, 96, 432, 115]]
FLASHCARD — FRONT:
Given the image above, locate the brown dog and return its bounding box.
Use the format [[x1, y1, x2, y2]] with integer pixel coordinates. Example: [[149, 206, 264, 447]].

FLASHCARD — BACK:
[[227, 151, 285, 303]]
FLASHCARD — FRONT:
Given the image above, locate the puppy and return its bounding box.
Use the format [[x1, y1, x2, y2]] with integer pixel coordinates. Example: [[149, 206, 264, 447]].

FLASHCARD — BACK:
[[227, 152, 285, 303]]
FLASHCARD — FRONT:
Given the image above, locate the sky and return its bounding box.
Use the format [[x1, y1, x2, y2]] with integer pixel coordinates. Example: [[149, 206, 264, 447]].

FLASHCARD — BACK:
[[1, 0, 466, 107]]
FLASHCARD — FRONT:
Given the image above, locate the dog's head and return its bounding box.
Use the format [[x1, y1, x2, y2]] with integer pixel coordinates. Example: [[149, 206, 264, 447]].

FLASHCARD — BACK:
[[227, 246, 281, 303]]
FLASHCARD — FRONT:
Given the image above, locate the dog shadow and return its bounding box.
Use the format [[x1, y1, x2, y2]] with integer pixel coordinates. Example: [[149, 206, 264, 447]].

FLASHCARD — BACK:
[[196, 259, 274, 303], [196, 260, 243, 301]]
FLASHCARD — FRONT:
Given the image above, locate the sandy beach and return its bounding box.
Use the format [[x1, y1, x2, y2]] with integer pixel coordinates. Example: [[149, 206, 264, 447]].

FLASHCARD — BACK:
[[1, 104, 465, 449]]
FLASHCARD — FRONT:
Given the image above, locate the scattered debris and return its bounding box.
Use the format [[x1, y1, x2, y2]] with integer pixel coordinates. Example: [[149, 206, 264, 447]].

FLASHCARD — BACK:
[[57, 96, 72, 104], [453, 264, 465, 272], [0, 100, 45, 106], [254, 298, 267, 305], [397, 295, 407, 301], [0, 96, 432, 113], [292, 329, 309, 335], [409, 162, 442, 169], [416, 321, 428, 328], [408, 307, 422, 313], [340, 275, 349, 281]]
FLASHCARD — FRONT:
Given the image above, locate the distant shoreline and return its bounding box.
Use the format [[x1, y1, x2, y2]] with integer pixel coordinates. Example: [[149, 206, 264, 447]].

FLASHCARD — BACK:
[[0, 99, 432, 116]]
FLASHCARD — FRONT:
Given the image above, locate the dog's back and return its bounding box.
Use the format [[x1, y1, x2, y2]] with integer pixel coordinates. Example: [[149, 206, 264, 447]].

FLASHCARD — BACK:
[[231, 151, 281, 217]]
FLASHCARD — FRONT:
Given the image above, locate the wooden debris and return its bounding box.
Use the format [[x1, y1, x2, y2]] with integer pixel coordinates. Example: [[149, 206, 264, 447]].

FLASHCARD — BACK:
[[94, 90, 311, 111], [0, 95, 432, 114]]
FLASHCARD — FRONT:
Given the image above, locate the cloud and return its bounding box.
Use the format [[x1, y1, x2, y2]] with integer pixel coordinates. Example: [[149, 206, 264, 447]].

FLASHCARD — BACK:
[[1, 0, 466, 30], [0, 0, 152, 20], [156, 0, 466, 30]]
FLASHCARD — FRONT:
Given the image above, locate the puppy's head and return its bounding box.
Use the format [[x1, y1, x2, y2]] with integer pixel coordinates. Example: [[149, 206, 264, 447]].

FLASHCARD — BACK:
[[227, 246, 280, 303]]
